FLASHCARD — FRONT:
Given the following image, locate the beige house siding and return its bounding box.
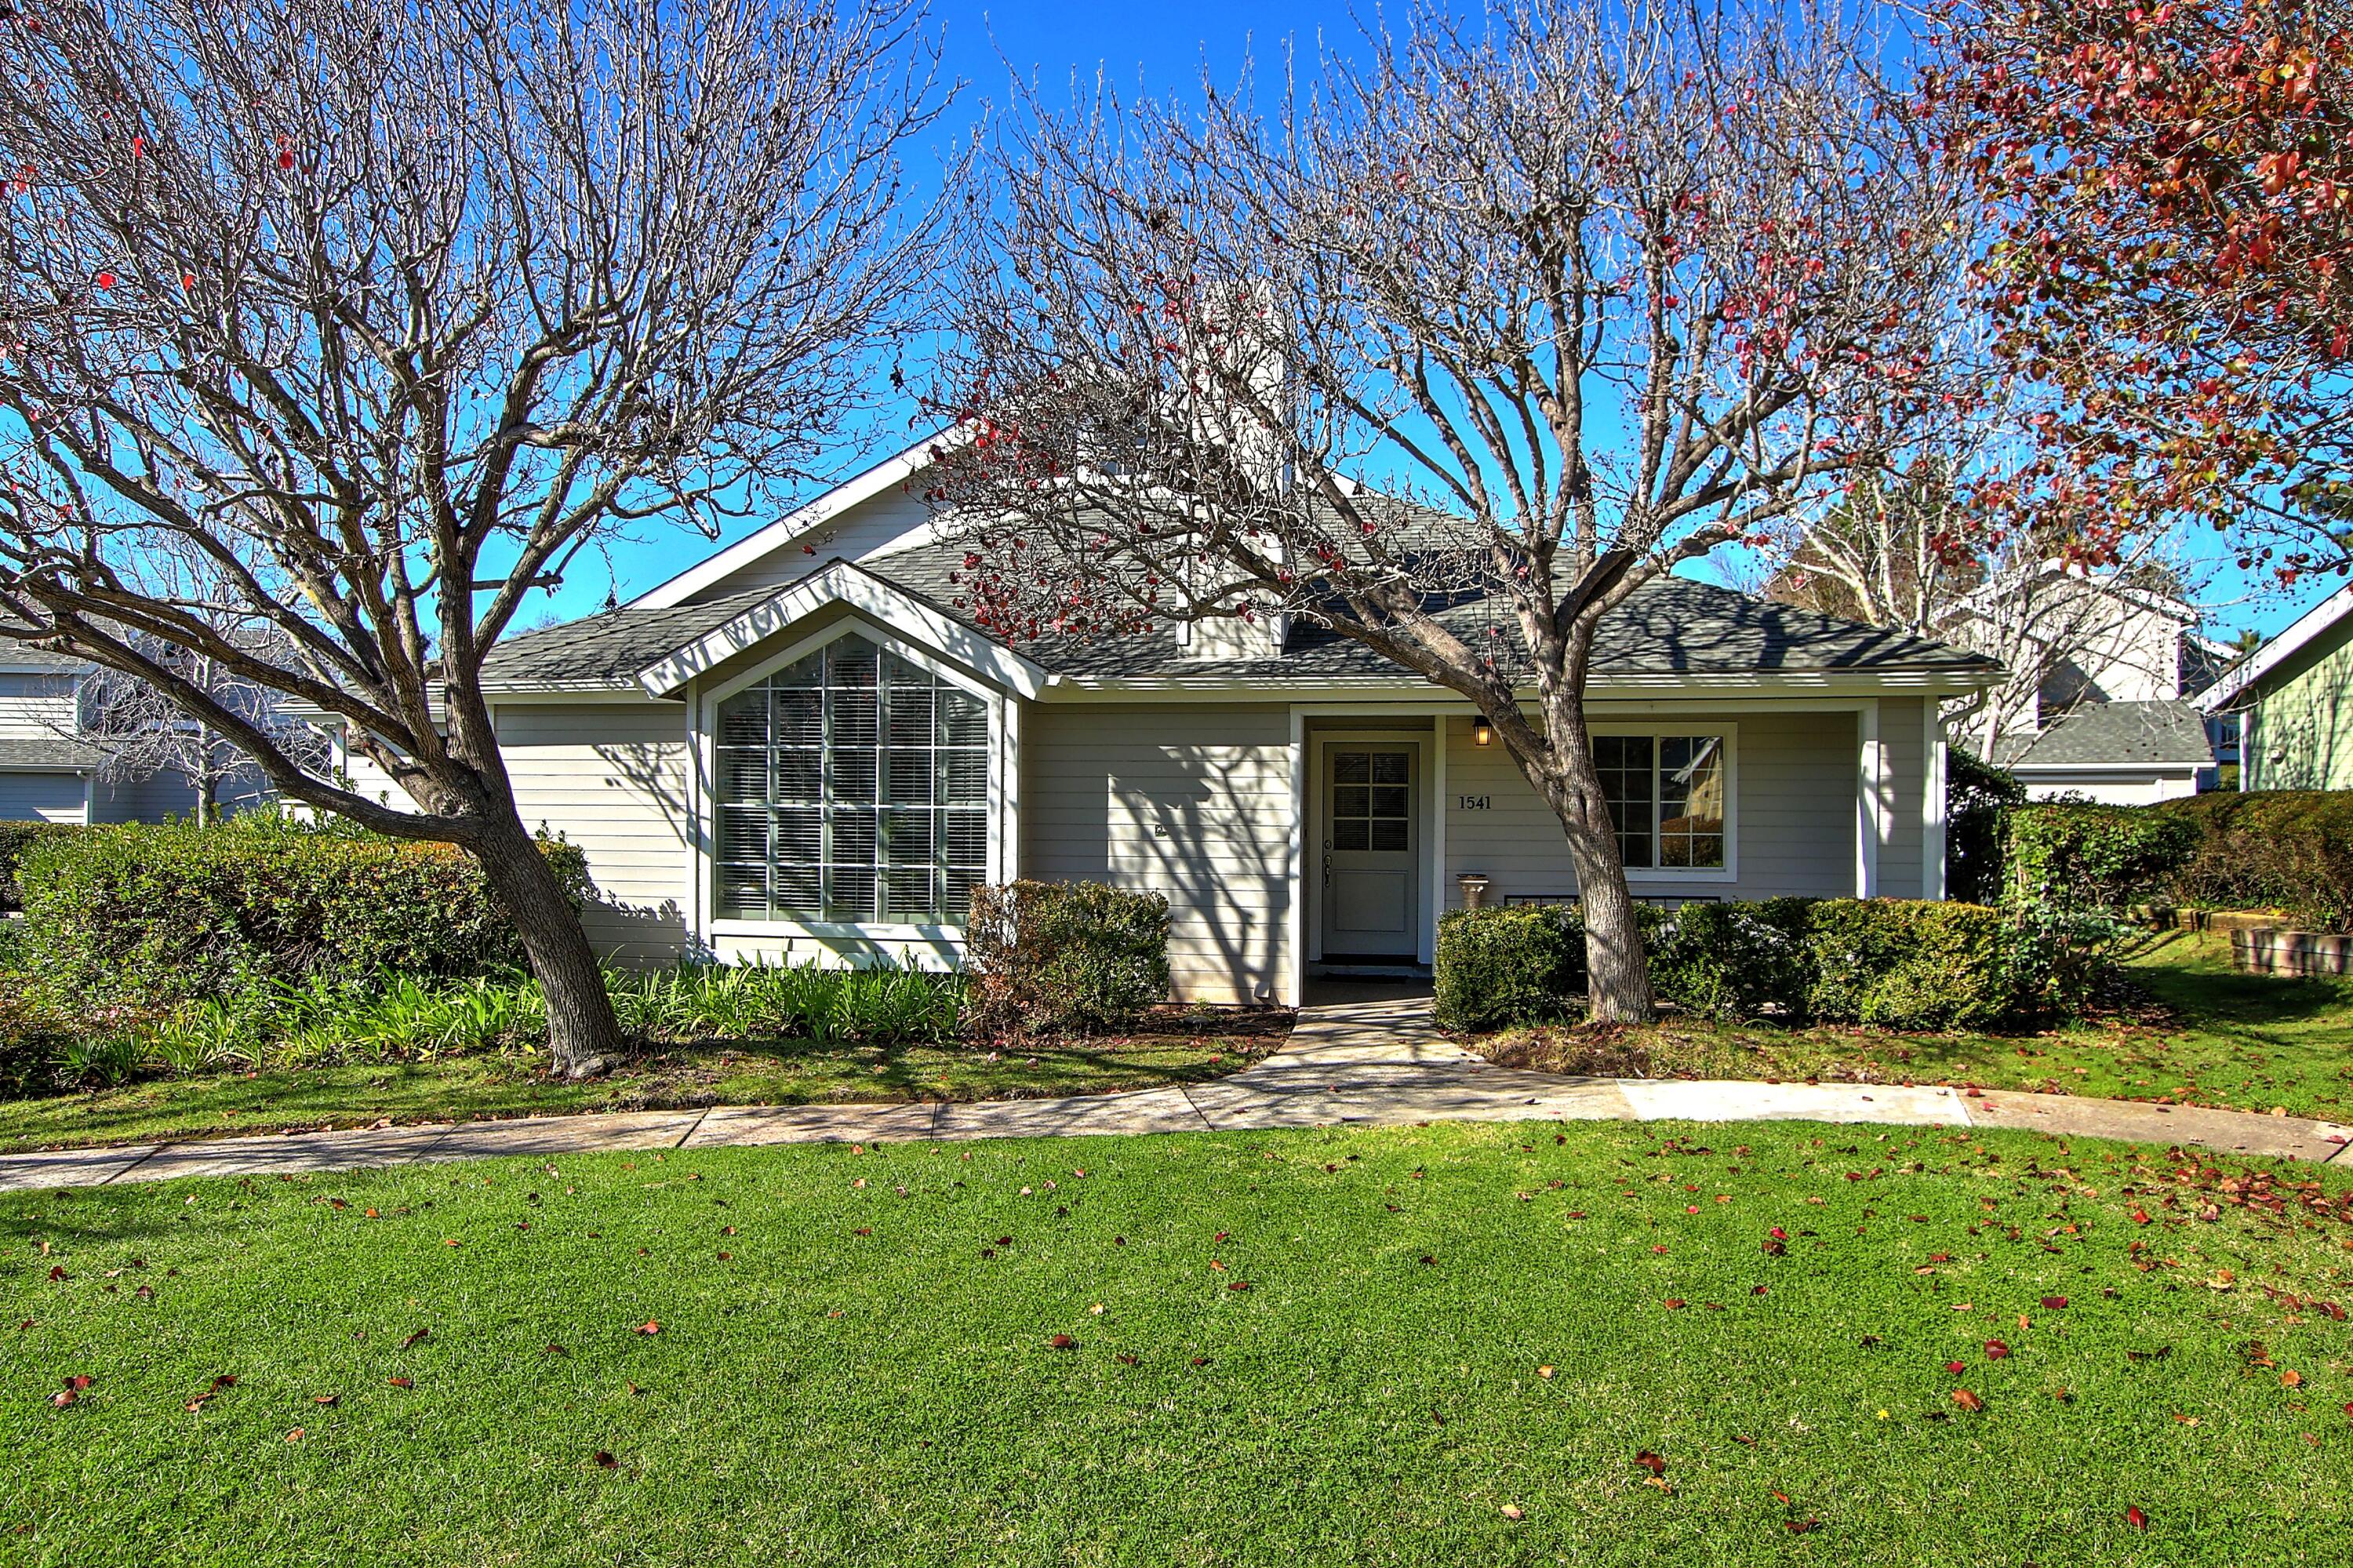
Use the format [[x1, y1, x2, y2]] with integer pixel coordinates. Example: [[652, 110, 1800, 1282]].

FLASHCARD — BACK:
[[1438, 706, 1926, 909], [679, 490, 936, 608], [1022, 702, 1293, 1005], [493, 700, 695, 963]]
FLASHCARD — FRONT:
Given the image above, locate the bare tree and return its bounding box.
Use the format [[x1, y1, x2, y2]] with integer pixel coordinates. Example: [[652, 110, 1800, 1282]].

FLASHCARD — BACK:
[[926, 0, 1971, 1021], [0, 0, 950, 1074]]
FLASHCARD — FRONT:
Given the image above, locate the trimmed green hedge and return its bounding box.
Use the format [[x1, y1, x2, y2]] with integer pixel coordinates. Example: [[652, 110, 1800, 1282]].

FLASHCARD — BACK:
[[2004, 802, 2200, 910], [2155, 791, 2353, 930], [965, 880, 1172, 1036], [1438, 897, 2027, 1033], [0, 819, 86, 911], [17, 815, 591, 1007]]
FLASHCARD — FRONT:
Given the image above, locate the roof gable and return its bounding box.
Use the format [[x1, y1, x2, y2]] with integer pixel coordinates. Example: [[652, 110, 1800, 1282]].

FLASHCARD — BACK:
[[2198, 581, 2353, 711]]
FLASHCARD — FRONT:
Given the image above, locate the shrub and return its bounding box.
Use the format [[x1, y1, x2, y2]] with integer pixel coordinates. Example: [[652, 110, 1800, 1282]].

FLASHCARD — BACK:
[[965, 881, 1170, 1036], [0, 819, 85, 911], [606, 959, 961, 1047], [1649, 898, 1813, 1020], [1804, 900, 2012, 1030], [2004, 900, 2133, 1017], [16, 813, 591, 1008], [2004, 802, 2199, 910], [2158, 791, 2353, 930], [1945, 751, 2025, 905], [1434, 904, 1585, 1031]]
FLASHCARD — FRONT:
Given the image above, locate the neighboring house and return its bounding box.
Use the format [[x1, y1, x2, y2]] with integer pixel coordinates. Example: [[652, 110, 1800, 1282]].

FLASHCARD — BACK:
[[365, 438, 2003, 1006], [0, 636, 268, 824], [1964, 573, 2223, 803], [2197, 581, 2353, 791]]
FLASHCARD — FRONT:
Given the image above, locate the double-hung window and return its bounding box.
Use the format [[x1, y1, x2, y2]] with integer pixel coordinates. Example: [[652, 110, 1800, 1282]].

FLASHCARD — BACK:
[[713, 634, 989, 924], [1594, 732, 1729, 871]]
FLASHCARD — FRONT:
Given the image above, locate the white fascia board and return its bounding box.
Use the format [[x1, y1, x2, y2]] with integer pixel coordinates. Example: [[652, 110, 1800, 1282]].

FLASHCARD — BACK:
[[635, 561, 1053, 700], [1042, 668, 2001, 702], [627, 433, 958, 611], [2197, 581, 2353, 712]]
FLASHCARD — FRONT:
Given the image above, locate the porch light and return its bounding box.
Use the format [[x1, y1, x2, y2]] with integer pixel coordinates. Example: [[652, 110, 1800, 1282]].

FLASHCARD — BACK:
[[1471, 717, 1493, 747]]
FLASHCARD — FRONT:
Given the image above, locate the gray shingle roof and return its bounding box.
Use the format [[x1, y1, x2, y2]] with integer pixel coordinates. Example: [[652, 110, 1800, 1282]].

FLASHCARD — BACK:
[[0, 737, 104, 770], [1993, 700, 2216, 769], [482, 539, 1997, 693]]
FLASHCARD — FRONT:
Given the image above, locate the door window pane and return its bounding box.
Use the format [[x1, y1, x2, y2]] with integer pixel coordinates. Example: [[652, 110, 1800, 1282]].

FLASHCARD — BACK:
[[711, 634, 990, 923], [1329, 748, 1411, 857]]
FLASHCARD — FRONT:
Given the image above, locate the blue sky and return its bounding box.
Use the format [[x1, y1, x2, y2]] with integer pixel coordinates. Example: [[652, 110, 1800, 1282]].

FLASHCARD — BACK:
[[567, 0, 2318, 644]]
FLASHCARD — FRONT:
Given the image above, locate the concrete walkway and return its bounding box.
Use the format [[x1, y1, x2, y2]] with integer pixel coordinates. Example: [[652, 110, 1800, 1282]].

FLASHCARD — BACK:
[[4, 994, 2348, 1193]]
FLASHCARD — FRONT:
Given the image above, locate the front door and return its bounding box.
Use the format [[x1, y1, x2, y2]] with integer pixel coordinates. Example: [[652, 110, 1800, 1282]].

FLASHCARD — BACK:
[[1318, 740, 1420, 962]]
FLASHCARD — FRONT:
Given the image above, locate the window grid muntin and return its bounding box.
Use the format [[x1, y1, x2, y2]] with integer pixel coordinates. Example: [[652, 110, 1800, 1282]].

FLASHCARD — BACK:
[[714, 636, 988, 924], [1329, 747, 1411, 853], [1595, 732, 1726, 872]]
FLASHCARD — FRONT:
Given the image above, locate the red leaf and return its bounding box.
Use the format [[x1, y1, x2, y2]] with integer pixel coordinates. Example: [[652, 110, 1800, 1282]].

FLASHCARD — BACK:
[[1049, 1333, 1075, 1350], [1985, 1339, 2012, 1359], [594, 1450, 618, 1469], [46, 1265, 66, 1282], [401, 1328, 429, 1350], [635, 1321, 660, 1335], [2126, 1504, 2148, 1531], [1664, 1299, 1687, 1310], [387, 1377, 413, 1389], [1635, 1450, 1667, 1477], [94, 271, 115, 289], [2041, 1296, 2069, 1310], [1951, 1388, 1984, 1413], [1786, 1519, 1820, 1533]]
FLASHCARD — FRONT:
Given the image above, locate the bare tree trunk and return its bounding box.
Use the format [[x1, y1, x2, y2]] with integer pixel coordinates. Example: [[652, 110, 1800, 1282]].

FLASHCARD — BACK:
[[468, 813, 624, 1079]]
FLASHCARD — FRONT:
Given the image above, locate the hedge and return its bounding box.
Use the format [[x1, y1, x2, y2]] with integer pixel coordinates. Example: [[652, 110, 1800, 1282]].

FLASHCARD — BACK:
[[2155, 791, 2353, 931], [2003, 802, 2199, 910], [964, 879, 1171, 1036], [16, 814, 591, 1007], [1437, 897, 2026, 1033], [0, 819, 86, 911]]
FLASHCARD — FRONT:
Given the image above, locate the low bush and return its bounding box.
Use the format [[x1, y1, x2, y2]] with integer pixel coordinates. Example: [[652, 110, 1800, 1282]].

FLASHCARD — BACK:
[[1946, 751, 2025, 906], [2157, 791, 2353, 931], [2005, 802, 2199, 910], [1438, 896, 2030, 1033], [1802, 900, 2013, 1031], [1649, 898, 1813, 1020], [0, 819, 85, 911], [965, 880, 1170, 1036], [1434, 904, 1587, 1031], [607, 959, 961, 1048], [16, 813, 591, 1007]]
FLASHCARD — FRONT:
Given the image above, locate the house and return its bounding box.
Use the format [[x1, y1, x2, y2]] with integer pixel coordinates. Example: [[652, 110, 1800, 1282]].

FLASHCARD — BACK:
[[2197, 581, 2353, 791], [413, 439, 2003, 1006], [0, 637, 271, 824], [1964, 572, 2225, 803]]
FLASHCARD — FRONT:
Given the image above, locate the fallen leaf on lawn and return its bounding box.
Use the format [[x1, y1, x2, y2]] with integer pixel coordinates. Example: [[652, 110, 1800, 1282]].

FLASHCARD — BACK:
[[1751, 1284, 1769, 1297], [1951, 1389, 1984, 1413], [2040, 1296, 2068, 1310], [1949, 1302, 1973, 1312], [46, 1266, 67, 1282], [2282, 1370, 2304, 1388], [1945, 1360, 1967, 1375], [1537, 1366, 1555, 1379], [1635, 1451, 1667, 1477], [635, 1321, 660, 1336], [1049, 1334, 1076, 1350], [1985, 1340, 2011, 1359], [1227, 1280, 1251, 1292], [594, 1450, 618, 1469], [1500, 1504, 1524, 1520], [2126, 1504, 2148, 1531], [285, 1428, 304, 1442], [312, 1393, 339, 1406], [1664, 1299, 1686, 1311], [401, 1328, 430, 1350], [1115, 1352, 1139, 1366], [387, 1377, 413, 1389]]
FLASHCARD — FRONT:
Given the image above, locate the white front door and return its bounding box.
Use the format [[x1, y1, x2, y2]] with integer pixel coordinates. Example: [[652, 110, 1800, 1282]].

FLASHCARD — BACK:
[[1318, 739, 1420, 962]]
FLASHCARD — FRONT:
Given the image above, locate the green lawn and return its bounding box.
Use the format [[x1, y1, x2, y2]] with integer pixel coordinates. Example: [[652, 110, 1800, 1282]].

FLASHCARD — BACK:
[[4, 1120, 2348, 1565], [0, 1023, 1286, 1155], [1487, 931, 2353, 1122]]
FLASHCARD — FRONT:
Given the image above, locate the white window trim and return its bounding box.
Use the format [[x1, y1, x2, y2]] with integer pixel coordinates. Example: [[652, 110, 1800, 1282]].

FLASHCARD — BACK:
[[691, 613, 1016, 943], [1587, 721, 1740, 884]]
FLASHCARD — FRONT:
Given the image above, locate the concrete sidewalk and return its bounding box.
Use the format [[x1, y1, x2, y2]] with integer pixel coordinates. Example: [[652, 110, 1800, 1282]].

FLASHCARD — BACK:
[[5, 994, 2348, 1192]]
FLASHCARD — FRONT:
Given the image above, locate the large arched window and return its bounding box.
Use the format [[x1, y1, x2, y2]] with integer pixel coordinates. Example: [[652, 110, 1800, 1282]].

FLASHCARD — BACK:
[[714, 634, 989, 924]]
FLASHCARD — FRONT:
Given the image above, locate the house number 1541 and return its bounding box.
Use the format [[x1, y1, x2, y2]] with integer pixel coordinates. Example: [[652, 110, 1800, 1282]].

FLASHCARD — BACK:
[[1455, 794, 1491, 811]]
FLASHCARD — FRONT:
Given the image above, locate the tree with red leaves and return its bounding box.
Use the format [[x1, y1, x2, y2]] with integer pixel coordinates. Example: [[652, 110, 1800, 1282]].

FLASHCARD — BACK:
[[1940, 0, 2353, 582], [926, 0, 1971, 1022]]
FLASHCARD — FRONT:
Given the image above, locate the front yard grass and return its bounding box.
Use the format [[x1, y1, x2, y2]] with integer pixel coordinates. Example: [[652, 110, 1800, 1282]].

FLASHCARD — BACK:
[[5, 1119, 2348, 1565], [1483, 930, 2353, 1122], [0, 1015, 1288, 1155]]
